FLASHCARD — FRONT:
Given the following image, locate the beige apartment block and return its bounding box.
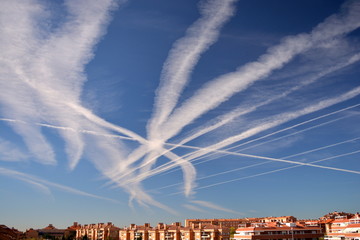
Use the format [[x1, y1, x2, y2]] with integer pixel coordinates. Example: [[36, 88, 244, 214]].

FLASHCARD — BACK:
[[120, 222, 229, 240], [234, 221, 323, 240], [324, 213, 360, 240], [185, 217, 297, 229], [76, 222, 120, 240]]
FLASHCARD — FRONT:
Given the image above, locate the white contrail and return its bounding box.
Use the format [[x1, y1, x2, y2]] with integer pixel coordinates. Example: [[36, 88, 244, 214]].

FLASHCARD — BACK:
[[177, 86, 360, 164], [191, 200, 239, 214], [0, 117, 139, 142], [107, 144, 197, 197], [188, 113, 352, 167], [171, 52, 360, 152], [124, 140, 360, 185], [0, 167, 121, 203], [130, 86, 360, 182], [0, 0, 168, 209], [0, 0, 132, 169], [150, 136, 360, 192], [0, 116, 196, 197], [179, 149, 360, 193], [225, 104, 360, 153], [132, 0, 238, 198], [105, 52, 360, 183], [183, 204, 210, 214], [148, 0, 238, 141], [121, 107, 357, 184], [160, 1, 360, 142], [153, 89, 360, 173]]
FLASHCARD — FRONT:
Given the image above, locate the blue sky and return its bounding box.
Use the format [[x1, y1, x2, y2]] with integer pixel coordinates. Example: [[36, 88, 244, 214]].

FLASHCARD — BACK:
[[1, 0, 360, 231]]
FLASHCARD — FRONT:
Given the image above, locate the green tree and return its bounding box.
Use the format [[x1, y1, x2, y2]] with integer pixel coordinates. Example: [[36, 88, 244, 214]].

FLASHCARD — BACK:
[[229, 227, 236, 238]]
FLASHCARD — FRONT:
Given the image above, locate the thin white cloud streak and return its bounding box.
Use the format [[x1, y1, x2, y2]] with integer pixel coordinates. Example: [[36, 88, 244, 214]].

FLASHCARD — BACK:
[[176, 86, 360, 165], [119, 181, 178, 215], [0, 0, 169, 210], [148, 0, 238, 141], [0, 168, 52, 196], [160, 1, 360, 142], [0, 0, 129, 169], [125, 142, 360, 185], [190, 113, 352, 167], [120, 0, 238, 198], [225, 104, 360, 153], [0, 118, 139, 142], [81, 131, 181, 212], [236, 115, 351, 152], [0, 116, 195, 199], [104, 51, 360, 188], [0, 167, 120, 203], [126, 86, 360, 183], [107, 144, 197, 197], [191, 200, 239, 214], [182, 149, 360, 193], [183, 204, 210, 214], [150, 136, 360, 192], [178, 52, 360, 146], [0, 137, 28, 162], [145, 52, 360, 169]]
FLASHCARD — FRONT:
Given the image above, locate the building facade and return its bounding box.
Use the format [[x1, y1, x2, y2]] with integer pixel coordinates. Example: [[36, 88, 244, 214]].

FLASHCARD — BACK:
[[76, 222, 120, 240], [185, 217, 297, 229], [0, 225, 22, 240], [324, 214, 360, 240], [119, 222, 229, 240], [233, 221, 323, 240], [24, 223, 78, 239]]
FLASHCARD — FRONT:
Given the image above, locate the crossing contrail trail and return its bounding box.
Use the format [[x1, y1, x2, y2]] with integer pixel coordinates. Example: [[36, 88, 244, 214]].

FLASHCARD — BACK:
[[152, 136, 360, 192], [127, 87, 360, 182], [0, 167, 121, 203], [159, 0, 360, 143], [0, 118, 139, 142], [163, 52, 360, 157], [104, 98, 360, 186], [173, 149, 360, 194], [148, 0, 238, 142], [105, 53, 360, 185], [224, 104, 360, 153], [119, 0, 240, 197], [124, 134, 360, 185], [187, 113, 353, 167]]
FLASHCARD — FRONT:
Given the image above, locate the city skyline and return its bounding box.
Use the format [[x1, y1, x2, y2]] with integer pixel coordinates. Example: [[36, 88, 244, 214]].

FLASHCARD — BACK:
[[1, 0, 360, 232]]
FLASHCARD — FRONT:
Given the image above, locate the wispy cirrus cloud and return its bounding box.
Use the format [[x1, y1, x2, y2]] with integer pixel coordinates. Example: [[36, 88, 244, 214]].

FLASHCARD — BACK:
[[183, 204, 210, 214], [160, 1, 360, 142], [0, 137, 28, 162], [148, 0, 238, 141], [191, 200, 241, 214], [0, 167, 119, 203], [1, 0, 360, 214]]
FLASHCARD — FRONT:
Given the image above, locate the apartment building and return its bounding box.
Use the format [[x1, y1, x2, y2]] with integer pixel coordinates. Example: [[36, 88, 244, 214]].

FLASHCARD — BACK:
[[119, 223, 153, 240], [76, 222, 120, 240], [185, 217, 297, 228], [119, 222, 229, 240], [233, 221, 323, 240], [24, 223, 78, 239], [0, 225, 22, 240], [324, 214, 360, 240]]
